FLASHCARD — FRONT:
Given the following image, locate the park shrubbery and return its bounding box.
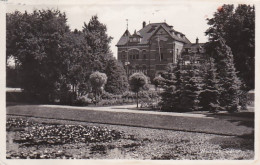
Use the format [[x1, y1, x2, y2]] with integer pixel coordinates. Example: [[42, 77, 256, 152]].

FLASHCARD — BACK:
[[71, 90, 160, 107]]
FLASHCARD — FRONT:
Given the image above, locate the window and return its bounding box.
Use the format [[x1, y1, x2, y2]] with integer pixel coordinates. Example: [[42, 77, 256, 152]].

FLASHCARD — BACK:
[[161, 53, 164, 60], [129, 49, 139, 60], [176, 49, 179, 58], [121, 51, 126, 59], [129, 54, 132, 59], [142, 50, 146, 59]]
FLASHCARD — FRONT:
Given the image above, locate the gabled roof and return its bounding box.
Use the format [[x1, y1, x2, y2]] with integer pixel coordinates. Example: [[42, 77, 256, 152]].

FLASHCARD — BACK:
[[116, 22, 191, 46], [116, 30, 131, 46]]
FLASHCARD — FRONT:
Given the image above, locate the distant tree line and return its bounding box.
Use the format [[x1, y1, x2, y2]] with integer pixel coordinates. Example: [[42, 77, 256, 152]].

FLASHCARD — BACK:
[[6, 10, 128, 104]]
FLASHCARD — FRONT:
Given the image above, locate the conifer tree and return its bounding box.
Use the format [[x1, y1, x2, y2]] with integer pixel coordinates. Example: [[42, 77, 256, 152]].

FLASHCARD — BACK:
[[213, 38, 241, 112], [104, 58, 128, 94], [159, 62, 182, 111], [179, 65, 200, 111], [198, 58, 220, 112]]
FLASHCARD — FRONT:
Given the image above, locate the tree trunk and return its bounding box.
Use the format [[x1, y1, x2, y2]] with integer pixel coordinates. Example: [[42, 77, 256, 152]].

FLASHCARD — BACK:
[[136, 92, 139, 108], [94, 89, 97, 105]]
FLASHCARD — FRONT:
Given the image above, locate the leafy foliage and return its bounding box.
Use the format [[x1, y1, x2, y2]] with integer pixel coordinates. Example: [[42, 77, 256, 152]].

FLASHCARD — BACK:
[[153, 75, 165, 90], [82, 15, 112, 54], [206, 4, 255, 90], [6, 10, 70, 102], [6, 11, 128, 103], [7, 117, 123, 148], [90, 71, 107, 103], [104, 58, 128, 94]]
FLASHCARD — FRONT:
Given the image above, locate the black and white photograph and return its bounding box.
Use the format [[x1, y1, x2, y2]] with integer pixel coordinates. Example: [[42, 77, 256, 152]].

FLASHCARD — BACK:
[[1, 0, 258, 164]]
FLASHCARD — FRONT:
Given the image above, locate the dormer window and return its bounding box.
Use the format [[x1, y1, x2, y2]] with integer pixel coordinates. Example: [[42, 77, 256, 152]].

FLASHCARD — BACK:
[[130, 37, 140, 43]]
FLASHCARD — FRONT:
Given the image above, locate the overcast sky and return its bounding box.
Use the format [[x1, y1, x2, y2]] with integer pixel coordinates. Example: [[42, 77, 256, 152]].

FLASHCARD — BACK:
[[6, 0, 245, 58]]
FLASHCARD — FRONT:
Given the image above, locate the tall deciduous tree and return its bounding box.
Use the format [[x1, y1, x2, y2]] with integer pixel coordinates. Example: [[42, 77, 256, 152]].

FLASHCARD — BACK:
[[206, 4, 255, 90], [6, 10, 70, 102], [58, 30, 90, 103]]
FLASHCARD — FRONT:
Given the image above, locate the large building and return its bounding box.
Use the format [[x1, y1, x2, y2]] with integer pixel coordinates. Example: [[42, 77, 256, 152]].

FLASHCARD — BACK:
[[116, 21, 205, 79]]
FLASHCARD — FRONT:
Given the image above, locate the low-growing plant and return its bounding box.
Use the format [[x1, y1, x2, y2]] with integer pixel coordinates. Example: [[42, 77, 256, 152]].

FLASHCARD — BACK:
[[73, 96, 92, 106]]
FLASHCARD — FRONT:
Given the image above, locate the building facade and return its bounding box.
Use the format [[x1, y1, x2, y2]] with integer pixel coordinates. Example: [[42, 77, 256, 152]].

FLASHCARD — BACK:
[[116, 21, 204, 79], [181, 38, 206, 66]]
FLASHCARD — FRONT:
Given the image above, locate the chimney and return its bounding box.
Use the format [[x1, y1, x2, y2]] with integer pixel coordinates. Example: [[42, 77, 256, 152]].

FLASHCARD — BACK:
[[143, 21, 146, 28], [196, 37, 199, 44]]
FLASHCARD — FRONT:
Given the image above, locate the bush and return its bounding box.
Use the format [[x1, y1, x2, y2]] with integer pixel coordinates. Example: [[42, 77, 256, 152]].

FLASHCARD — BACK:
[[96, 98, 134, 106], [122, 91, 135, 99], [73, 96, 92, 106], [101, 91, 121, 100]]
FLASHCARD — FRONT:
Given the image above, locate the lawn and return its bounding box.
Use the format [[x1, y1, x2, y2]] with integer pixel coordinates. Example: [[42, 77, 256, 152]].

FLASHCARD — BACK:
[[7, 104, 254, 136], [6, 116, 254, 160]]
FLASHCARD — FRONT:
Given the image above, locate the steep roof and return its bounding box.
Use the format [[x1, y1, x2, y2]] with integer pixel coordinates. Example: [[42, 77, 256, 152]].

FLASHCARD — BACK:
[[116, 30, 131, 46], [116, 22, 191, 46]]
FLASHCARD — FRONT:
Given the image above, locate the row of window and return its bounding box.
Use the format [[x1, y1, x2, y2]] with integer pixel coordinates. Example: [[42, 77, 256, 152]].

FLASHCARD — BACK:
[[122, 54, 147, 60], [121, 49, 180, 60], [121, 50, 147, 60]]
